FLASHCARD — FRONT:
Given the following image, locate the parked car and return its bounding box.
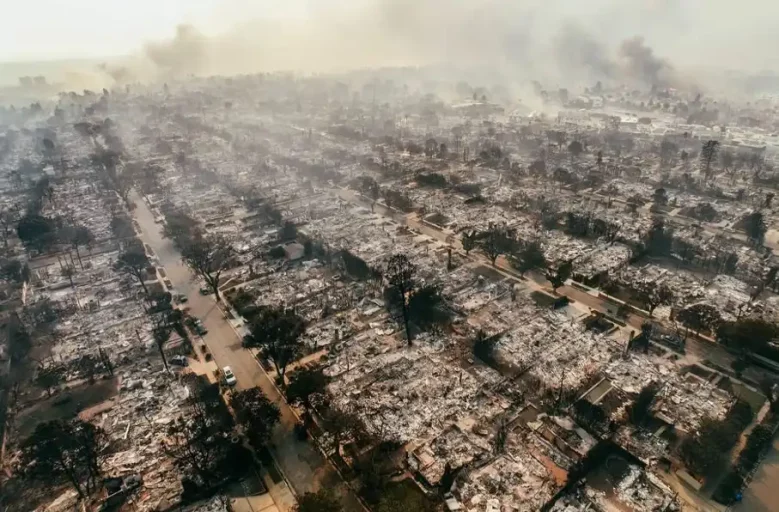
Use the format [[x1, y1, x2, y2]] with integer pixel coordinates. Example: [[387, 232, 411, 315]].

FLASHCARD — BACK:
[[169, 355, 188, 367], [199, 286, 211, 295], [173, 293, 188, 304], [193, 319, 208, 336], [223, 366, 237, 387], [163, 278, 173, 289]]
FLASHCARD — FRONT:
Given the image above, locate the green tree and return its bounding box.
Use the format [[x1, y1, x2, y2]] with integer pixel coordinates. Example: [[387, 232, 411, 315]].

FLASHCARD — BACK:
[[321, 405, 370, 455], [717, 318, 778, 355], [114, 247, 151, 295], [280, 221, 297, 241], [110, 214, 135, 238], [163, 210, 199, 247], [164, 383, 242, 487], [35, 364, 65, 397], [0, 206, 20, 249], [376, 483, 433, 512], [17, 214, 56, 253], [231, 388, 281, 449], [286, 367, 328, 412], [659, 139, 678, 167], [242, 306, 305, 384], [75, 353, 110, 383], [545, 260, 573, 292], [461, 230, 477, 255], [643, 219, 673, 257], [18, 419, 107, 499], [634, 282, 674, 317], [652, 187, 668, 208], [568, 140, 583, 162], [744, 211, 767, 246], [406, 284, 451, 332], [0, 259, 23, 283], [180, 235, 234, 301], [510, 240, 546, 275], [295, 489, 343, 512], [7, 317, 32, 365], [677, 304, 722, 335], [700, 140, 720, 178], [478, 227, 516, 266], [383, 254, 416, 345]]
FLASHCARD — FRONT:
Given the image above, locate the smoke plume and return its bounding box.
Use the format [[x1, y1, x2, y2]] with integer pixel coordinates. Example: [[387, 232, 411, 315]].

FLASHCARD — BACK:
[[52, 0, 779, 95], [143, 25, 207, 77]]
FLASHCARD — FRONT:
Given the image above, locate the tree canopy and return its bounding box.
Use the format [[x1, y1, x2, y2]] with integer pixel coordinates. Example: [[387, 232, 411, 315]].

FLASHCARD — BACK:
[[164, 381, 246, 489], [231, 388, 281, 450], [17, 214, 57, 253], [114, 247, 151, 295], [286, 366, 328, 411], [717, 318, 778, 355], [18, 419, 106, 499], [383, 254, 451, 344], [545, 260, 573, 292], [677, 303, 722, 334], [242, 306, 305, 383], [634, 282, 674, 316], [510, 240, 546, 275], [477, 227, 516, 266], [295, 489, 343, 512], [180, 235, 234, 301], [743, 211, 767, 246], [384, 254, 416, 345]]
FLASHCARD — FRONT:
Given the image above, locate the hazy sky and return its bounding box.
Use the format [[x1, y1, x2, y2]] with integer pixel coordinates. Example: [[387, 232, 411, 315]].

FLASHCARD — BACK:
[[3, 0, 779, 77], [0, 0, 308, 62]]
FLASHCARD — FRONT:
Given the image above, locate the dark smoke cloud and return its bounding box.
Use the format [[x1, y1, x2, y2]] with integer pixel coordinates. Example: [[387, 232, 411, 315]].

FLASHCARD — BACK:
[[553, 23, 616, 85], [619, 36, 673, 87]]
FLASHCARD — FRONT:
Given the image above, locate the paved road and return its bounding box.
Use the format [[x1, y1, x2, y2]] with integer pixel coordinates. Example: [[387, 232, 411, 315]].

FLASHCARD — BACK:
[[130, 191, 364, 512], [734, 434, 779, 512]]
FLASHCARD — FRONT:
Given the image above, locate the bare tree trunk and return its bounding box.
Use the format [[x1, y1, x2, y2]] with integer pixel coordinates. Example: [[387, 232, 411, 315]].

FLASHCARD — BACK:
[[137, 273, 149, 296], [157, 339, 169, 371], [75, 246, 83, 269], [401, 303, 412, 346]]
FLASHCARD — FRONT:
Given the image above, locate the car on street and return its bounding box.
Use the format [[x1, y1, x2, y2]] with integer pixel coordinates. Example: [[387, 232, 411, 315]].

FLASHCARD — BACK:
[[199, 286, 211, 295], [193, 319, 208, 336], [185, 316, 208, 336], [223, 366, 237, 387]]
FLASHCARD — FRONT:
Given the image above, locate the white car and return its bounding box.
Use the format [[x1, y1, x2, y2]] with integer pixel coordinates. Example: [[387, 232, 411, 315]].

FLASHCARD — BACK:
[[223, 366, 237, 387]]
